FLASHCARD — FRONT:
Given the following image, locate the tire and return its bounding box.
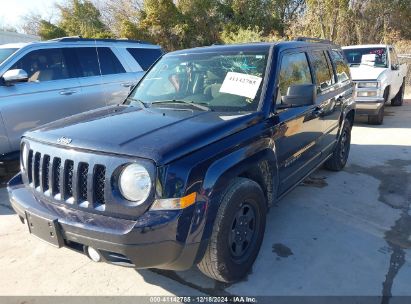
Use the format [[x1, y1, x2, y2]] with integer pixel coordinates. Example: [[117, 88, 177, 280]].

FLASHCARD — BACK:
[[324, 118, 351, 171], [368, 105, 384, 125], [197, 177, 267, 283], [391, 81, 405, 106]]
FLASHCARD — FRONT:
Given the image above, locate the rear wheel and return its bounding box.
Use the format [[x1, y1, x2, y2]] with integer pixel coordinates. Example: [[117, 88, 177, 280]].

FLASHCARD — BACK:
[[324, 118, 351, 171], [368, 105, 384, 125], [197, 177, 266, 282], [391, 81, 405, 106]]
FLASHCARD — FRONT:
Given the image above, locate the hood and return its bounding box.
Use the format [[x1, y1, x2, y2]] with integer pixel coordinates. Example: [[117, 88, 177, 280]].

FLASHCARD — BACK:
[[349, 65, 386, 81], [24, 105, 262, 165]]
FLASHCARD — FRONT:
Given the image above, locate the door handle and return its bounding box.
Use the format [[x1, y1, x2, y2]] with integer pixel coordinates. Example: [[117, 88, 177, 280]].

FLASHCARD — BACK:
[[121, 83, 133, 88], [59, 90, 77, 96], [312, 106, 324, 116]]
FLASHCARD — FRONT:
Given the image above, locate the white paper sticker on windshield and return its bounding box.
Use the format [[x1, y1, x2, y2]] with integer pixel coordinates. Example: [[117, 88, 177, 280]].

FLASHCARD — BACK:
[[219, 72, 263, 99]]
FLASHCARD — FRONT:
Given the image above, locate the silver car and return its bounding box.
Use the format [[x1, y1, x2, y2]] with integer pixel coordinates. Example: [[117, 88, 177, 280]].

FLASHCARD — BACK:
[[0, 37, 163, 171]]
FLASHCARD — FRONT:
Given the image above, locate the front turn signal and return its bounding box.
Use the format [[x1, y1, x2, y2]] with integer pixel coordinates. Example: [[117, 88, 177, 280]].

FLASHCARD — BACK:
[[150, 192, 197, 210]]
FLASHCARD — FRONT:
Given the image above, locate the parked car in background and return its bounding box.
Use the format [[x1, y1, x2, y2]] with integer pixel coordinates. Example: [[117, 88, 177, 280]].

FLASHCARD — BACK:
[[342, 44, 407, 124], [8, 38, 355, 282], [0, 37, 163, 174]]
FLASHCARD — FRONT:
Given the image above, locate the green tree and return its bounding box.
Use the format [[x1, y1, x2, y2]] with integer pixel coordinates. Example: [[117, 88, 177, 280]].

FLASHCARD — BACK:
[[222, 0, 276, 35], [139, 0, 189, 50], [38, 20, 67, 40], [220, 26, 266, 44], [58, 0, 112, 38], [177, 0, 224, 47]]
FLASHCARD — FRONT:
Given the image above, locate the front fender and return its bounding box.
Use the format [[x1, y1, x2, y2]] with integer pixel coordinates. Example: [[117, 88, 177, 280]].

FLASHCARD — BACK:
[[156, 119, 280, 266], [201, 145, 278, 239]]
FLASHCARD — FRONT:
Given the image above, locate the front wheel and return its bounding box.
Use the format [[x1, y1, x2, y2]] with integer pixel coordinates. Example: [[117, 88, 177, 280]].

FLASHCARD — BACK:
[[197, 177, 267, 282], [324, 118, 352, 171], [368, 105, 384, 125], [391, 81, 405, 106]]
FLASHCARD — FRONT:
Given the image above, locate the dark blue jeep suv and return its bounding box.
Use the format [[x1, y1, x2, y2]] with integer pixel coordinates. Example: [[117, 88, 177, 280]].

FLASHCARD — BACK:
[[7, 38, 355, 283]]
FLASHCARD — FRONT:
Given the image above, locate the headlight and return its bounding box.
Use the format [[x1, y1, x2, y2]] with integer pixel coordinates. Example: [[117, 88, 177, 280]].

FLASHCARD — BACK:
[[119, 164, 152, 203], [357, 82, 379, 88], [357, 91, 378, 97], [21, 143, 29, 171]]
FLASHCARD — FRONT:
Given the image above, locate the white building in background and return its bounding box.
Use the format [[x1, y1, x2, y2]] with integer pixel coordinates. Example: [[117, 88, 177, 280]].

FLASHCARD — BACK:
[[0, 31, 39, 44]]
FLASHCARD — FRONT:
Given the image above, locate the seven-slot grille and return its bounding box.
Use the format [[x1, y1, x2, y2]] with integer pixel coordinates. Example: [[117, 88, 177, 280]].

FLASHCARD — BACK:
[[26, 149, 106, 210]]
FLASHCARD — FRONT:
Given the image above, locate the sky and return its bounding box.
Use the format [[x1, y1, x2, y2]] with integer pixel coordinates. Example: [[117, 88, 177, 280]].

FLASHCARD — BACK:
[[0, 0, 58, 29]]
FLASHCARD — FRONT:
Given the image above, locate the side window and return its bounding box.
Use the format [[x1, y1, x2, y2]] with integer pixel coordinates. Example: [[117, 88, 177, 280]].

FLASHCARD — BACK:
[[389, 48, 399, 66], [73, 47, 100, 77], [97, 47, 126, 75], [277, 52, 312, 104], [10, 48, 72, 82], [309, 50, 335, 92], [127, 48, 163, 71], [330, 50, 350, 83]]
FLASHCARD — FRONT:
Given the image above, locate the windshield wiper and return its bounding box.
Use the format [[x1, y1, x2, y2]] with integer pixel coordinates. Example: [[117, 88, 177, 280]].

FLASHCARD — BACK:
[[125, 97, 147, 108], [148, 99, 212, 111]]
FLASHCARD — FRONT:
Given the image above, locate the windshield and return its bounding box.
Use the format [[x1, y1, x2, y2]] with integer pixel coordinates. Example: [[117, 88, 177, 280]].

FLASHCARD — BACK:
[[343, 47, 387, 68], [126, 50, 269, 112], [0, 48, 18, 65]]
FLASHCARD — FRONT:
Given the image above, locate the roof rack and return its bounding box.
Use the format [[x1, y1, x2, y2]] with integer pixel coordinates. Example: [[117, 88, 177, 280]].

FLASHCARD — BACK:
[[295, 37, 333, 44], [49, 36, 154, 45]]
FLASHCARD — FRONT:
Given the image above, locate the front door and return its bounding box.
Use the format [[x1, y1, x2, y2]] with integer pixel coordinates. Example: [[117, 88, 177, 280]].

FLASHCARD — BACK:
[[0, 47, 82, 151], [272, 51, 325, 194]]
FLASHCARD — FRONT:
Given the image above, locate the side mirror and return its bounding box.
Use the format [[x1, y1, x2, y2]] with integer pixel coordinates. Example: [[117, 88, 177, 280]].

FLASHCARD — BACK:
[[391, 64, 399, 71], [1, 69, 28, 86], [280, 84, 316, 108]]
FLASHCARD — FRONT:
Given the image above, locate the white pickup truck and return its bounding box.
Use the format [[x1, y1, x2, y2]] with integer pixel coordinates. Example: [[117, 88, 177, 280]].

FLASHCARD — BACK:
[[342, 44, 407, 124]]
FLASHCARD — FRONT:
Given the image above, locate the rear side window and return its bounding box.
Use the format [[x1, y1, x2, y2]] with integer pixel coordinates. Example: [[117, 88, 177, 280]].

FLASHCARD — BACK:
[[127, 48, 162, 71], [277, 52, 312, 103], [73, 47, 100, 77], [309, 50, 336, 92], [10, 48, 73, 82], [330, 50, 350, 83], [97, 47, 126, 75]]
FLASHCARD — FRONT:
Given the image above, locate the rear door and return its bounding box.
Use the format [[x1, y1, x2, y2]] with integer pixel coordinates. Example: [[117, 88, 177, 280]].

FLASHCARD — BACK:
[[325, 49, 353, 149], [307, 49, 341, 156], [0, 47, 82, 151], [96, 47, 134, 105], [71, 47, 107, 111], [273, 50, 324, 194]]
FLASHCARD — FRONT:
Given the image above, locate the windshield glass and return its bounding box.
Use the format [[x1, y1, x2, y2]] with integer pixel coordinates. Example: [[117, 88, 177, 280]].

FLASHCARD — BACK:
[[126, 50, 269, 112], [343, 47, 387, 68], [0, 48, 18, 65]]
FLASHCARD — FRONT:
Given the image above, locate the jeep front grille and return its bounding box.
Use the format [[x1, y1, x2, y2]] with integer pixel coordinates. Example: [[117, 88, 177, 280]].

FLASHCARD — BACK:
[[27, 149, 107, 211], [21, 140, 152, 218]]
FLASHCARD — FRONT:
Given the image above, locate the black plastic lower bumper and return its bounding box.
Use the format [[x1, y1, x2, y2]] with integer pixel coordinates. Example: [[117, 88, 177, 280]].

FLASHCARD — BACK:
[[7, 174, 202, 270], [355, 101, 384, 116]]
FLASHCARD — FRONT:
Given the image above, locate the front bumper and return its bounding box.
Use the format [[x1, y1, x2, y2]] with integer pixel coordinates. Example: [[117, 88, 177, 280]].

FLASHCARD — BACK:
[[7, 173, 203, 270], [354, 98, 385, 116]]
